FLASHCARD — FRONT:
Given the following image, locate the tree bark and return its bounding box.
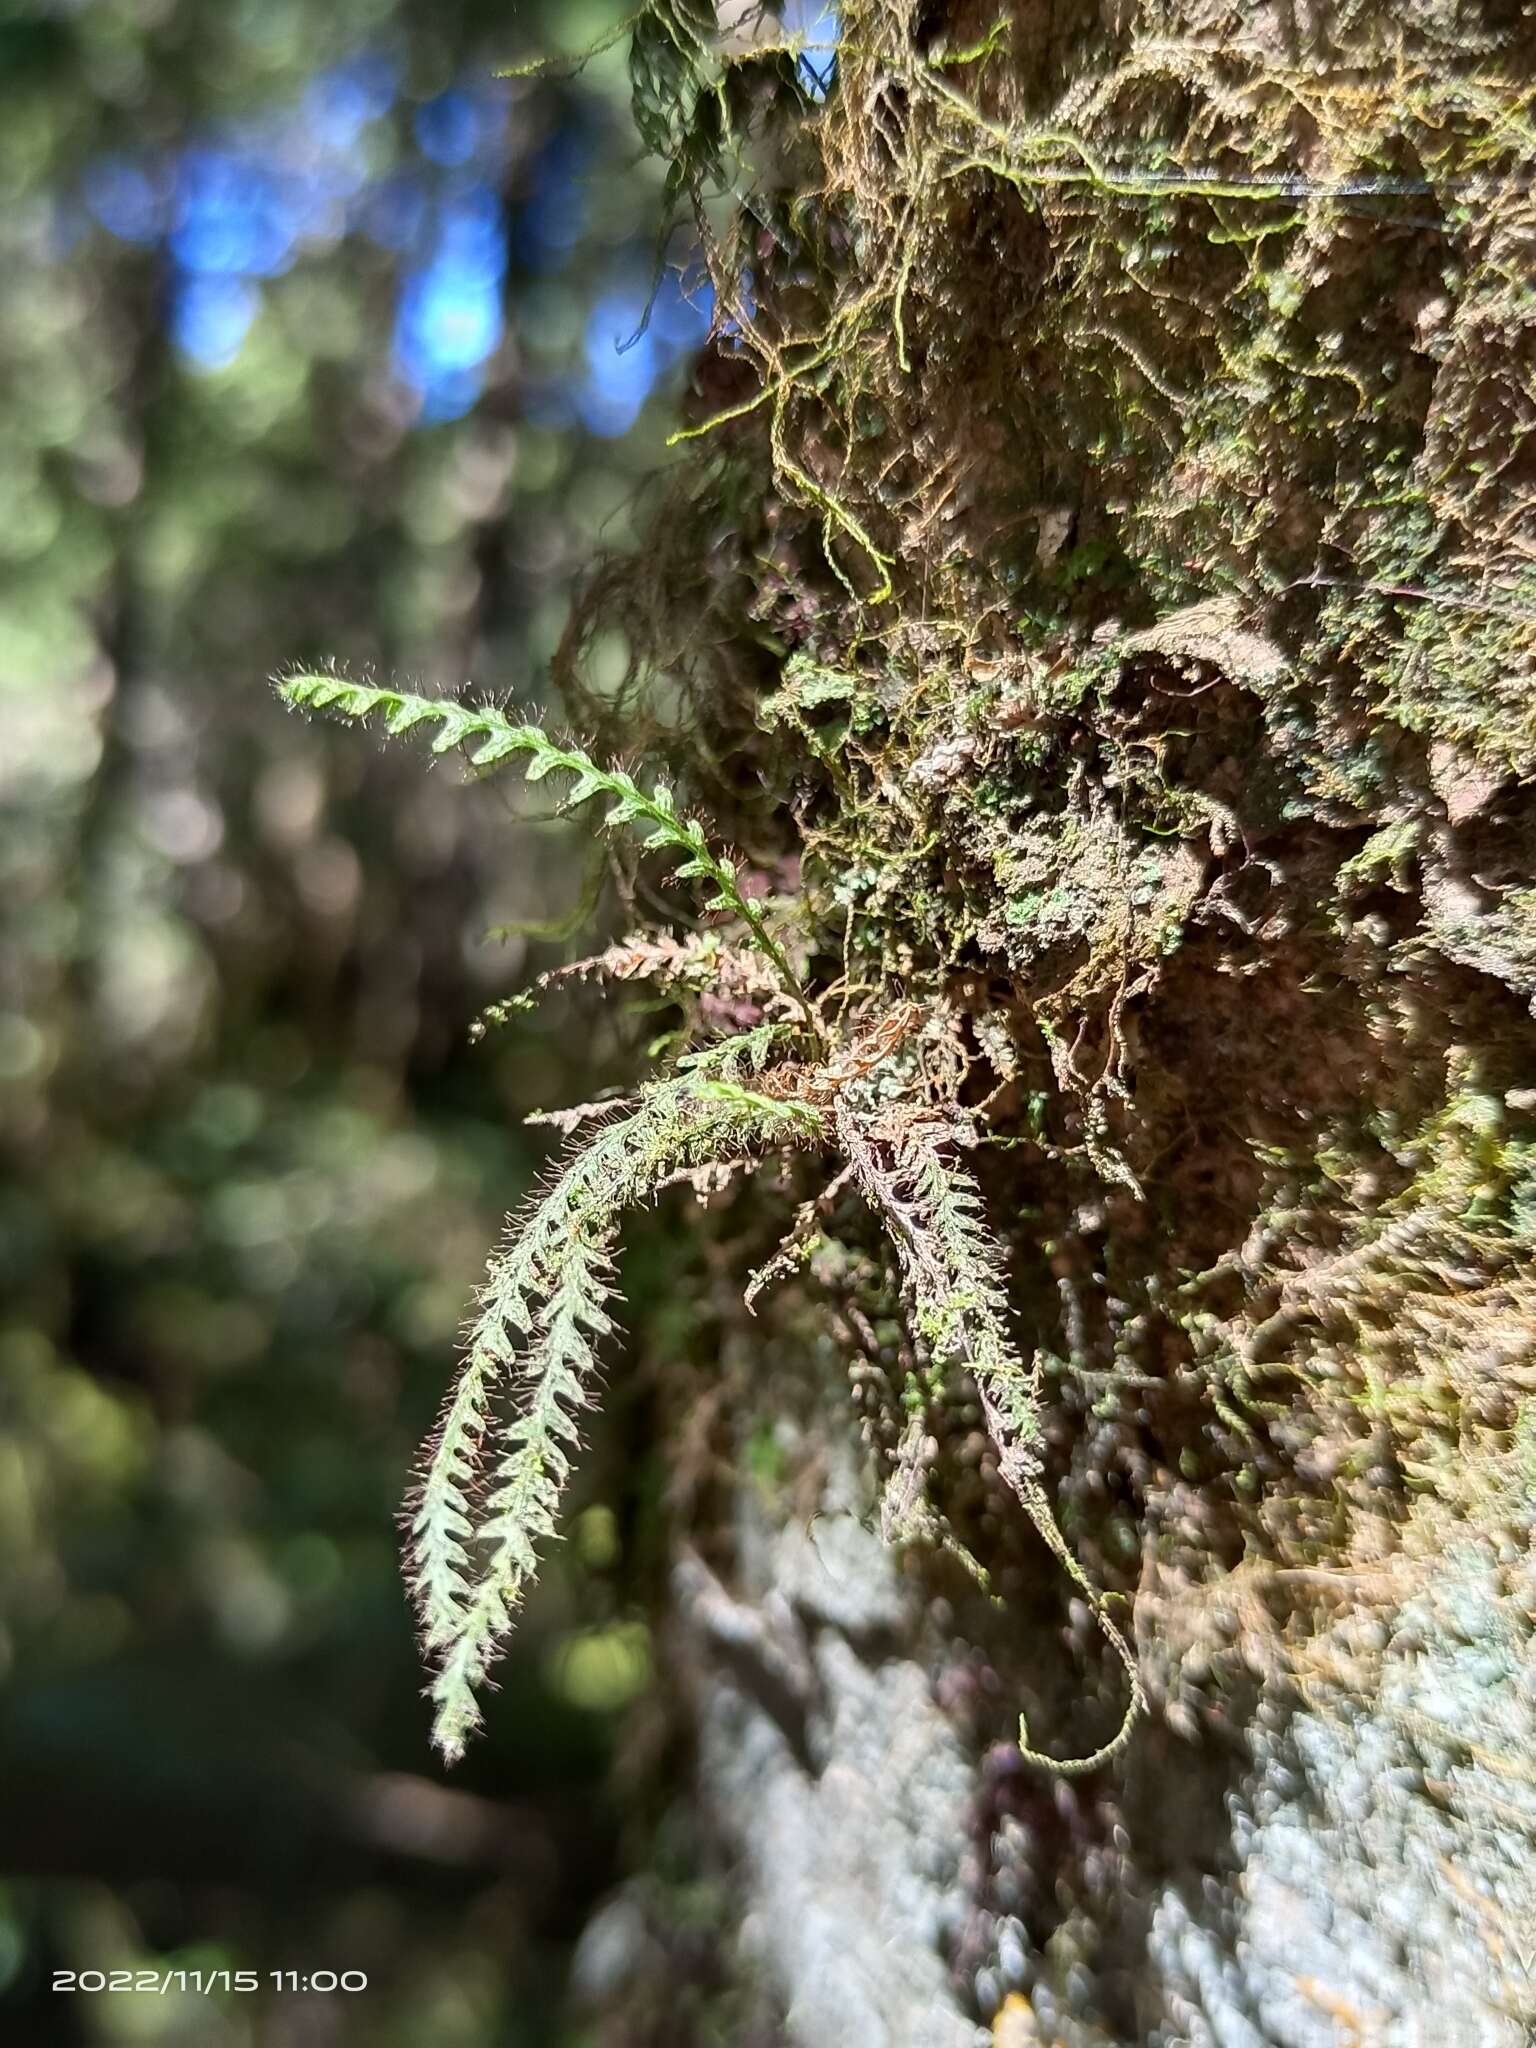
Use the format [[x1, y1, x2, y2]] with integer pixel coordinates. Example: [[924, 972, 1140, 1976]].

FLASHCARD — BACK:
[[573, 1, 1536, 2039]]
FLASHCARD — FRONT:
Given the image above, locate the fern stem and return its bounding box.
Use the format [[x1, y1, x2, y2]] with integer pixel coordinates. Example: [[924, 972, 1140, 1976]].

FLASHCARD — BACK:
[[410, 1063, 825, 1760], [276, 673, 818, 1038], [834, 1102, 1146, 1773]]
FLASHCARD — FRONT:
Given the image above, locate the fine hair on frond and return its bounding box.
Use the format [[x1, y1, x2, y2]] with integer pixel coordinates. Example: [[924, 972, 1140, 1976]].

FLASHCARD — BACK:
[[279, 671, 1146, 1769], [410, 1054, 821, 1761]]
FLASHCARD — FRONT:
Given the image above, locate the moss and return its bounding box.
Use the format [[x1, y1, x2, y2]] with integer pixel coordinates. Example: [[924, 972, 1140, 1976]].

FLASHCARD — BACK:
[[488, 1, 1535, 2017]]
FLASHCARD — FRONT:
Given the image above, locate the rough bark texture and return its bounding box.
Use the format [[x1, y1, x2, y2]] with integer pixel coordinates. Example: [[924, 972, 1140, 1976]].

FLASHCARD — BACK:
[[559, 1, 1536, 2041], [675, 1445, 984, 2048], [625, 1388, 1532, 2048]]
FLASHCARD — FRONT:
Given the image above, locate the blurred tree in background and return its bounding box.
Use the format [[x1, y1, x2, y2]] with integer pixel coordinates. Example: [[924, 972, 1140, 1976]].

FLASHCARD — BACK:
[[0, 3, 709, 2039]]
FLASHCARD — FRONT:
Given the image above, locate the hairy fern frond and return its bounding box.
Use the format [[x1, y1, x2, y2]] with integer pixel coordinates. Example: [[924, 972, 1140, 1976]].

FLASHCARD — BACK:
[[833, 1101, 1146, 1773], [276, 673, 811, 1025], [533, 932, 785, 1006], [273, 674, 1141, 1769], [413, 1059, 825, 1760]]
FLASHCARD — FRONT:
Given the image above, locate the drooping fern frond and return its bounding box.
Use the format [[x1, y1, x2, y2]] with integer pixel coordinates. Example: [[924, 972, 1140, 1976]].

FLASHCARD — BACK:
[[413, 1054, 825, 1761], [276, 673, 812, 1029], [833, 1099, 1146, 1773], [275, 664, 1143, 1768]]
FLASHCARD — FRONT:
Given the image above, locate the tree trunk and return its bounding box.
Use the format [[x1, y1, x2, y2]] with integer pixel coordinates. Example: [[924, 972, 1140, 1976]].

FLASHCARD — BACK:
[[572, 1, 1536, 2040]]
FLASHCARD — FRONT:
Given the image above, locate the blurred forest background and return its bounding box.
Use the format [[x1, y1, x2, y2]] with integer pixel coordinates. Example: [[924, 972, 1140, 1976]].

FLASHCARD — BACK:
[[0, 0, 792, 2039]]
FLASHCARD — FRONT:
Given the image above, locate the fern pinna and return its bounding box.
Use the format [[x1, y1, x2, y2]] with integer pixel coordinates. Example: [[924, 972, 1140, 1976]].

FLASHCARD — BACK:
[[278, 673, 1141, 1767]]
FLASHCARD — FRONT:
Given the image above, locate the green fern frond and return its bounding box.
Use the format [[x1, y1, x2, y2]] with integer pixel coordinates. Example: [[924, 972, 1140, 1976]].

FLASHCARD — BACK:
[[276, 673, 811, 1024], [628, 0, 719, 163], [496, 9, 645, 82], [833, 1102, 1146, 1773], [412, 1060, 825, 1761], [279, 671, 1135, 1768], [676, 1020, 791, 1075], [832, 1105, 1034, 1453], [692, 1078, 824, 1136]]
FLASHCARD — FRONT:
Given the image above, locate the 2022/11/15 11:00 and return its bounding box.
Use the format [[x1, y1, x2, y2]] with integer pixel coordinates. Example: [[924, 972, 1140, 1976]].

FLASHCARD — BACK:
[[53, 1971, 368, 1993]]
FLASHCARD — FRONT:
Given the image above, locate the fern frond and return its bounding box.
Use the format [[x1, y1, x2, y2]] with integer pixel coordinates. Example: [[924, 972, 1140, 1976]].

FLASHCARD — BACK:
[[833, 1101, 1146, 1773], [276, 673, 811, 1024], [535, 931, 785, 1006], [412, 1059, 825, 1761], [692, 1077, 825, 1137]]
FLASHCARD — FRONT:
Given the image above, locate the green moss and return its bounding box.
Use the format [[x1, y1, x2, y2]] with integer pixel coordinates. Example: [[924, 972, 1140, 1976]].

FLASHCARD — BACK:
[[435, 0, 1536, 1797]]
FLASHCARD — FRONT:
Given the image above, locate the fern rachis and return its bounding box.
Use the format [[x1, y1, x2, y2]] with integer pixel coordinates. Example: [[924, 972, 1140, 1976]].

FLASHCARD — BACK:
[[278, 673, 1143, 1768], [411, 1068, 824, 1761], [277, 674, 813, 1031]]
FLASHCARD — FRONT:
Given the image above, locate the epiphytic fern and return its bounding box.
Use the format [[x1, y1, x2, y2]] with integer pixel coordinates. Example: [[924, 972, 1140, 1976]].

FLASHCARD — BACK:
[[277, 675, 812, 1028], [416, 1051, 822, 1761], [278, 674, 1143, 1768], [834, 1099, 1145, 1773]]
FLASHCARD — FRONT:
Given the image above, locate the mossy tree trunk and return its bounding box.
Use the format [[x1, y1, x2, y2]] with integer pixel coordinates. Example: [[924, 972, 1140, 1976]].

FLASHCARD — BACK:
[[563, 2, 1536, 2042]]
